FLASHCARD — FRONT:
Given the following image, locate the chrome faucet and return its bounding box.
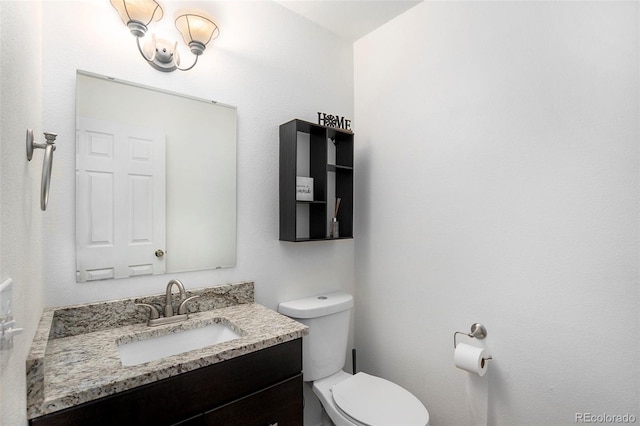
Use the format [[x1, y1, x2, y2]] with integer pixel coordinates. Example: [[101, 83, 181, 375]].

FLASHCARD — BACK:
[[136, 279, 199, 326], [164, 279, 186, 317]]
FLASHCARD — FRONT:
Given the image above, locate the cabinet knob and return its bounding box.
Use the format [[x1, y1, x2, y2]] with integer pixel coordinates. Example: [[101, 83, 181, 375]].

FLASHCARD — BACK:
[[155, 249, 165, 258]]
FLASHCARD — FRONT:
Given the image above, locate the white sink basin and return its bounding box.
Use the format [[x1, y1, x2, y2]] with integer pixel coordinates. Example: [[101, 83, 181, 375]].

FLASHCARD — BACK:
[[118, 323, 242, 366]]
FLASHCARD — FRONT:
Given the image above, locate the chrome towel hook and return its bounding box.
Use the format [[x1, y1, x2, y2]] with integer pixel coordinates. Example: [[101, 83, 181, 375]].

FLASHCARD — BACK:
[[26, 129, 57, 211]]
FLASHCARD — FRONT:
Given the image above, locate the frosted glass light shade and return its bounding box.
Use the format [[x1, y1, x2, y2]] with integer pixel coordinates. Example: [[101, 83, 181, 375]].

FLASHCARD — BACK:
[[175, 14, 219, 55], [110, 0, 163, 36]]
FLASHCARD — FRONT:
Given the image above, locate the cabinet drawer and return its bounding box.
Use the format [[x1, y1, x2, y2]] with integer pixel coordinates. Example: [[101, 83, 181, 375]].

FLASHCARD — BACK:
[[203, 374, 303, 426]]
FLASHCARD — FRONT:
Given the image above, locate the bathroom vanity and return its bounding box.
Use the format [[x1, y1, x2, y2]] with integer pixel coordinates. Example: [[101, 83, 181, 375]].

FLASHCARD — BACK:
[[26, 281, 307, 425]]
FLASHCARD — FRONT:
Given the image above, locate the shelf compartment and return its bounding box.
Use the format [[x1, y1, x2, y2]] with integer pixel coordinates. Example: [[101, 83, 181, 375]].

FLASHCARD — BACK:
[[291, 237, 353, 242], [327, 164, 353, 172]]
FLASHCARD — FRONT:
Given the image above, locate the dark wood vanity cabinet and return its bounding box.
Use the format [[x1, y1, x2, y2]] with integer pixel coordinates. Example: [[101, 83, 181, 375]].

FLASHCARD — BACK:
[[29, 339, 303, 426]]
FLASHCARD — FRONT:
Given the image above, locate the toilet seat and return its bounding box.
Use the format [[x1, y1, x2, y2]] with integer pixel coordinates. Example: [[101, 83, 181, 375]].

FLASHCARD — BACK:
[[332, 372, 429, 426]]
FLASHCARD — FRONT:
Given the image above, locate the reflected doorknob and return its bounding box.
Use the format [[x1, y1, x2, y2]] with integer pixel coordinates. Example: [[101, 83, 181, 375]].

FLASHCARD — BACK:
[[155, 249, 165, 258]]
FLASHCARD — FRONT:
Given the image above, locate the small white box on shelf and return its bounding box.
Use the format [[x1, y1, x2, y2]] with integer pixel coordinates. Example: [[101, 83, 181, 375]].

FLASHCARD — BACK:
[[296, 177, 314, 201]]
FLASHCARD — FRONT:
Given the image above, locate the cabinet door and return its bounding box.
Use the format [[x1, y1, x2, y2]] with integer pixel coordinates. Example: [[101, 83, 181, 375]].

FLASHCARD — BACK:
[[202, 375, 303, 426]]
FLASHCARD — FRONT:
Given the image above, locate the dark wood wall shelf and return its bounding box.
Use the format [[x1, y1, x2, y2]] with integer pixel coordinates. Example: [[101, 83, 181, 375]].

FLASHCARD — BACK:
[[279, 119, 354, 242]]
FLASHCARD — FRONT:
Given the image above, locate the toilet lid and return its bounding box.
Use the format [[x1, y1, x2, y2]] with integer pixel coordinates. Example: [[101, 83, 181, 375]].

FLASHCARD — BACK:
[[332, 372, 429, 426]]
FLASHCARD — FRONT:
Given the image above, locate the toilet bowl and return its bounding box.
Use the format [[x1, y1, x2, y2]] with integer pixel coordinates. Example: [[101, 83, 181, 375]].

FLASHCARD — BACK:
[[278, 292, 429, 426], [313, 370, 429, 426]]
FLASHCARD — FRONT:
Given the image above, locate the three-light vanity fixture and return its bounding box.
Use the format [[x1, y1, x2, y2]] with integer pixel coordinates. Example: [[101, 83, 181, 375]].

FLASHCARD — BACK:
[[110, 0, 220, 72]]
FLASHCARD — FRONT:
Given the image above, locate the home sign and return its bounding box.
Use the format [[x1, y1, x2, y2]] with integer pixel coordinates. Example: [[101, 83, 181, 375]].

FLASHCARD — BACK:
[[318, 112, 352, 131]]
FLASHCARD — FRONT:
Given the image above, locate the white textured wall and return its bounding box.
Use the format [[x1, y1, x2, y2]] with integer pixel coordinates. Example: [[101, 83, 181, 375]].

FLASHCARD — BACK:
[[42, 1, 354, 308], [2, 1, 354, 424], [354, 2, 638, 425], [0, 2, 46, 425]]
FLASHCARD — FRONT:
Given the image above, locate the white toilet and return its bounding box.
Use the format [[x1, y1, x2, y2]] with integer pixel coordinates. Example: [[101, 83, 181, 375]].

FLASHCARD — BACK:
[[279, 292, 429, 426]]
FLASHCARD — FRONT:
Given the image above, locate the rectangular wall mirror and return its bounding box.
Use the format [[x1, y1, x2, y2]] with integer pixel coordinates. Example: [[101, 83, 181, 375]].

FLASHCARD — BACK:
[[75, 70, 236, 282]]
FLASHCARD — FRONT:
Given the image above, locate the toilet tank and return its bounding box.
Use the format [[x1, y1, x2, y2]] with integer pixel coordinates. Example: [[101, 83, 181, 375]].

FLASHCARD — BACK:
[[278, 292, 353, 382]]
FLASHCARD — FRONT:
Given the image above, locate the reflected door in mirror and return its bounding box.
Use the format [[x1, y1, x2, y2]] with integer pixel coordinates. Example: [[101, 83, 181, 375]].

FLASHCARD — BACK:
[[77, 117, 166, 282]]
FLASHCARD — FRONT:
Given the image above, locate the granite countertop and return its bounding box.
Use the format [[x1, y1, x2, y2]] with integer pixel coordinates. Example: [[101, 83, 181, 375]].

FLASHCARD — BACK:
[[26, 281, 308, 419]]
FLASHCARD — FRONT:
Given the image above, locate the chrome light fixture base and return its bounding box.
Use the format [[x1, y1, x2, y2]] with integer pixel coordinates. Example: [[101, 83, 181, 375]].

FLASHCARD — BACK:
[[141, 36, 180, 72]]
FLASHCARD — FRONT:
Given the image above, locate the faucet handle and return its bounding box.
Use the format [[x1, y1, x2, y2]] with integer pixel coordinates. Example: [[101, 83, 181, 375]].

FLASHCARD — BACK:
[[178, 295, 200, 315], [135, 303, 160, 320]]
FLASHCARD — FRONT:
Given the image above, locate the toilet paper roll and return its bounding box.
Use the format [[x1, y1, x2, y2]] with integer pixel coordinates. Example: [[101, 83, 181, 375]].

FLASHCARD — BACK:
[[454, 343, 490, 376], [466, 373, 488, 425]]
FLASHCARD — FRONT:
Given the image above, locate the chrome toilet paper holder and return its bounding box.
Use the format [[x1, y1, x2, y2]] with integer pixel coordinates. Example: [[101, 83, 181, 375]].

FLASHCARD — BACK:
[[454, 323, 490, 352]]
